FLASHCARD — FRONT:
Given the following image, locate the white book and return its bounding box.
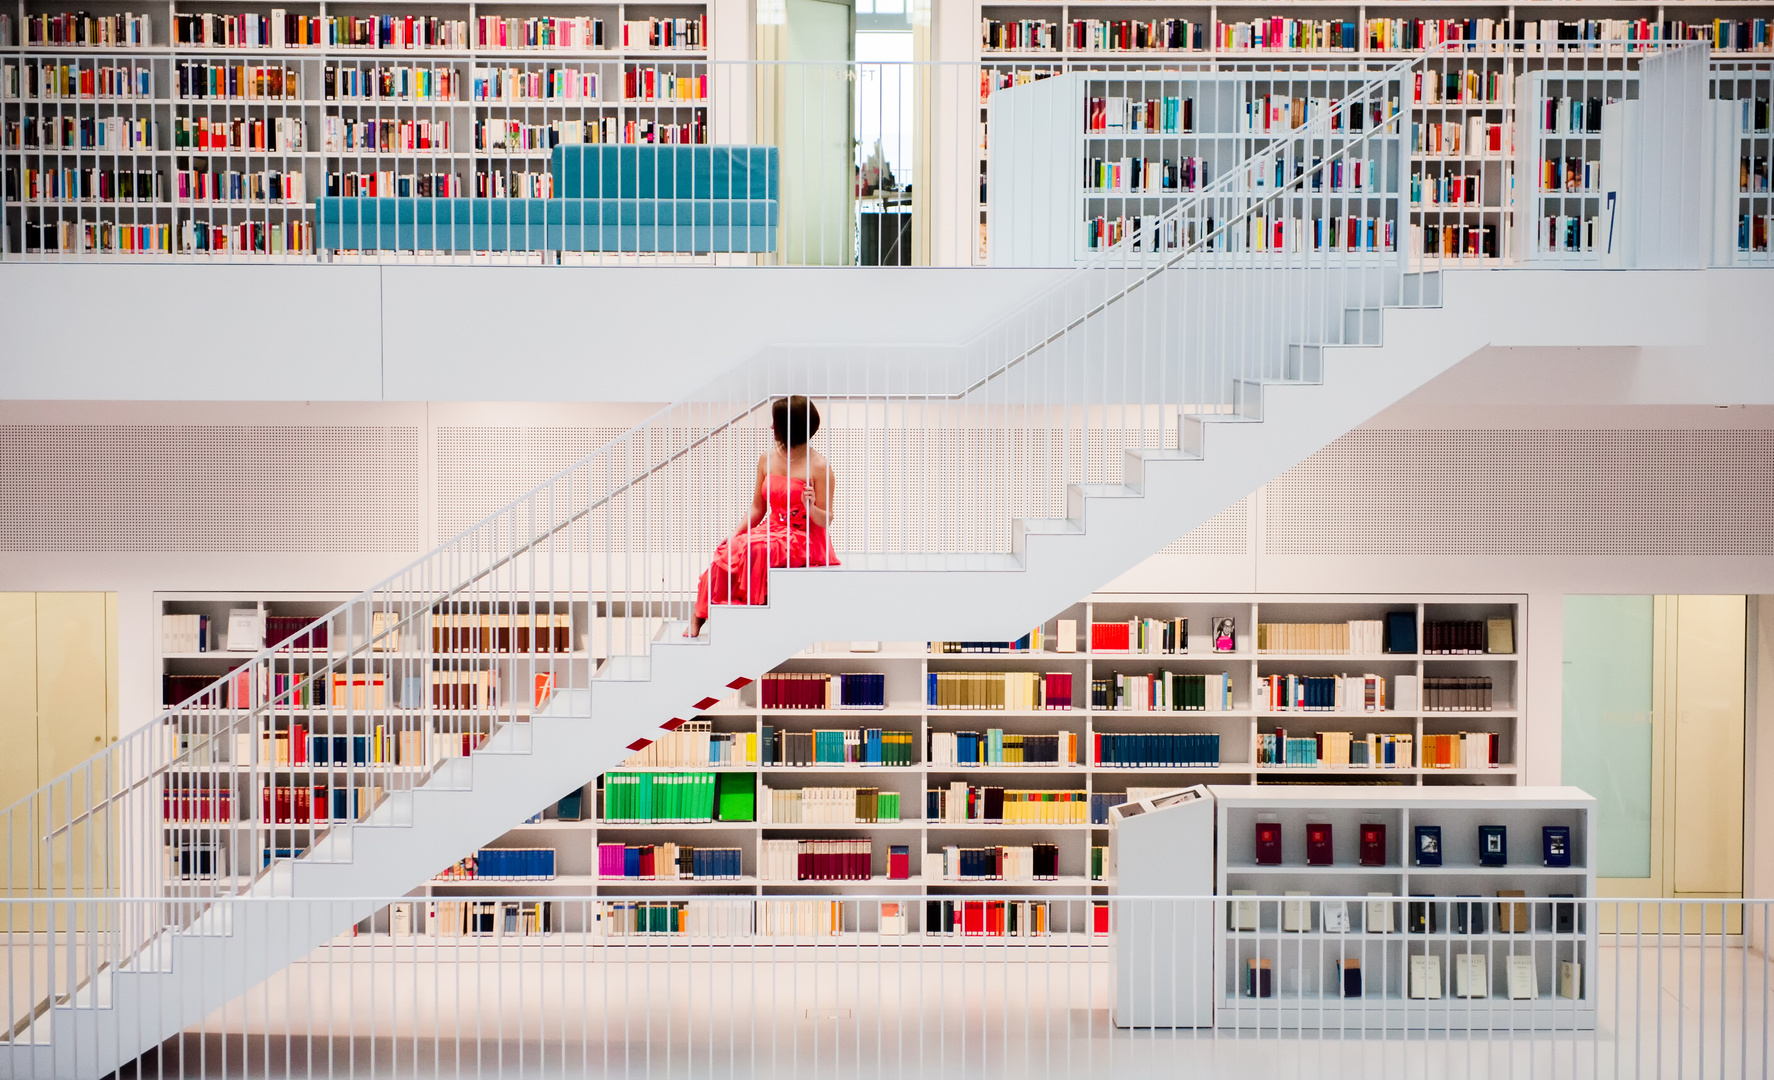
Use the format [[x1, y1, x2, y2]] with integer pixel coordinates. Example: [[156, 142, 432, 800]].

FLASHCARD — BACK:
[[1229, 889, 1259, 932], [1408, 954, 1442, 999], [1282, 891, 1311, 932], [1454, 953, 1488, 998], [1558, 961, 1582, 1000], [1055, 619, 1077, 653], [1321, 900, 1350, 933], [226, 609, 264, 652], [1366, 893, 1394, 933], [1508, 955, 1537, 999], [391, 902, 412, 937], [1393, 674, 1421, 713], [922, 853, 943, 881]]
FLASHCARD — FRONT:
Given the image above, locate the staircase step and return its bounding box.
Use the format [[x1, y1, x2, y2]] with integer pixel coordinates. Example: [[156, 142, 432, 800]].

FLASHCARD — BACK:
[[1284, 343, 1323, 383], [838, 552, 1025, 573], [1342, 307, 1383, 346], [1011, 517, 1084, 557]]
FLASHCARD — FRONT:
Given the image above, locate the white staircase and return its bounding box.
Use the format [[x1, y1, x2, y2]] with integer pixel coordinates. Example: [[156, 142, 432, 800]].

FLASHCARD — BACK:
[[0, 54, 1702, 1079]]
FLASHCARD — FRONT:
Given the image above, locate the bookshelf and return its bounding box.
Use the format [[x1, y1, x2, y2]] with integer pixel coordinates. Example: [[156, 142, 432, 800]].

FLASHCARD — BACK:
[[348, 592, 1525, 941], [155, 591, 596, 896], [1715, 66, 1771, 263], [988, 68, 1404, 265], [1513, 68, 1635, 263], [0, 1, 712, 257], [1213, 785, 1596, 1028], [974, 25, 1773, 265]]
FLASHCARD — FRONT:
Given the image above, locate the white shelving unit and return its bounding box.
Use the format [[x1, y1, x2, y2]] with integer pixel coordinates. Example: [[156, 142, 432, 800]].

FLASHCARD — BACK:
[[351, 592, 1524, 940], [1714, 64, 1771, 265], [973, 16, 1773, 265], [0, 0, 712, 257], [1212, 784, 1597, 1029], [1513, 68, 1637, 262], [987, 68, 1404, 266]]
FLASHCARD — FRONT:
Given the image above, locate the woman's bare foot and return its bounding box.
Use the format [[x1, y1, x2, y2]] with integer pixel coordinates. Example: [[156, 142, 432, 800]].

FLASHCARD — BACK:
[[688, 617, 704, 638]]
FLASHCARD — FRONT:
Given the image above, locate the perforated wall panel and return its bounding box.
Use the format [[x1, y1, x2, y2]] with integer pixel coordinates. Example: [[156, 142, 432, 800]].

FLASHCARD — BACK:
[[1161, 497, 1250, 556], [435, 426, 628, 544], [0, 425, 422, 552], [1264, 429, 1774, 556]]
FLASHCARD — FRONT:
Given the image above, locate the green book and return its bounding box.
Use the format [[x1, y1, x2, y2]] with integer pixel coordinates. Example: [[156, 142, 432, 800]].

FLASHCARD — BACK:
[[878, 791, 900, 822], [715, 772, 755, 822]]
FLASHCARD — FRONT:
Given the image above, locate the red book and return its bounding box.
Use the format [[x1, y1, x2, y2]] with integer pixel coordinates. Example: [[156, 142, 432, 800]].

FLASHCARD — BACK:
[[291, 723, 307, 764], [1254, 822, 1282, 865], [1306, 822, 1334, 866], [1090, 622, 1130, 652], [963, 900, 985, 936], [888, 844, 909, 880], [1092, 902, 1110, 935], [1360, 823, 1386, 866]]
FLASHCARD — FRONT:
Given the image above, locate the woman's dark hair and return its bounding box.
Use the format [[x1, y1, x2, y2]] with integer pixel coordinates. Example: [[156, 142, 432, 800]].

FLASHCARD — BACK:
[[771, 396, 820, 448]]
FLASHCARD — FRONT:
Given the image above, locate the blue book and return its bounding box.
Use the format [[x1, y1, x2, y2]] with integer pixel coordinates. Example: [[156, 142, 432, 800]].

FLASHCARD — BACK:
[[1385, 611, 1418, 654]]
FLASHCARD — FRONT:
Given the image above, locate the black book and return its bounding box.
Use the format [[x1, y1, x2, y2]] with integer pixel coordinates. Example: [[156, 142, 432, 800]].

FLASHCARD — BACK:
[[1452, 897, 1487, 935], [1384, 611, 1417, 654], [1478, 825, 1507, 867], [1414, 825, 1442, 867], [1542, 825, 1572, 867], [1340, 958, 1362, 998]]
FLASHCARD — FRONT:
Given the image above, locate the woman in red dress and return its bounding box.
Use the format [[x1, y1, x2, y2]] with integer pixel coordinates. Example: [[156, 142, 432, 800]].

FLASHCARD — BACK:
[[690, 396, 838, 637]]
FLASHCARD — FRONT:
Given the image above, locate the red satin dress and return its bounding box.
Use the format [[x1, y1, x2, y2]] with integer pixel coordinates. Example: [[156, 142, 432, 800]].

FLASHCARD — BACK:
[[694, 473, 839, 621]]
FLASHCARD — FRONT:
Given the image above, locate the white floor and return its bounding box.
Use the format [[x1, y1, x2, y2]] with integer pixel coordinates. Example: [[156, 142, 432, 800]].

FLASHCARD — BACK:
[[104, 941, 1771, 1079]]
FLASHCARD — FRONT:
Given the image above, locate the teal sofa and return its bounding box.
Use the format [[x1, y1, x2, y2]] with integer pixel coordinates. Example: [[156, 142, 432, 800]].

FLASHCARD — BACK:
[[314, 145, 778, 253]]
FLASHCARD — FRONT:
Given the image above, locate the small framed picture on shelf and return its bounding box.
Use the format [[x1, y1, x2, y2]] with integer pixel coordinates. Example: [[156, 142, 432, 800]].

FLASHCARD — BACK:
[[1414, 825, 1443, 867], [1478, 825, 1508, 866], [1542, 825, 1572, 867], [1212, 617, 1237, 653]]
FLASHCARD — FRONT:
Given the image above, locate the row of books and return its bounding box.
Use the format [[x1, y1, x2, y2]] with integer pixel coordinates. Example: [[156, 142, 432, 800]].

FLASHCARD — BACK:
[[760, 672, 886, 710], [480, 15, 604, 51], [1537, 96, 1605, 136], [1086, 96, 1192, 136], [416, 900, 552, 937], [601, 771, 756, 824], [922, 843, 1061, 881], [1418, 222, 1499, 258], [162, 614, 215, 654], [1084, 156, 1208, 195], [175, 11, 317, 49], [621, 724, 757, 768], [15, 217, 308, 254], [161, 784, 233, 822], [760, 726, 915, 767], [260, 784, 378, 823], [1089, 672, 1234, 712], [1424, 618, 1514, 654], [1532, 153, 1603, 191], [1410, 173, 1483, 207], [8, 115, 159, 152], [434, 847, 555, 881], [1257, 673, 1396, 713], [1259, 729, 1415, 767], [4, 62, 153, 101], [928, 730, 1079, 767], [1413, 69, 1509, 106], [426, 612, 577, 655], [1243, 214, 1398, 253], [327, 170, 466, 199], [322, 117, 444, 153], [926, 784, 1088, 825], [1069, 19, 1204, 54], [927, 671, 1073, 711], [473, 66, 598, 103], [175, 116, 306, 152], [1535, 213, 1601, 253], [623, 68, 707, 102], [1423, 676, 1495, 712], [22, 12, 152, 47], [759, 786, 901, 825], [1089, 617, 1205, 653], [927, 899, 1059, 938], [247, 724, 430, 767], [1421, 731, 1503, 768], [1745, 214, 1772, 253], [1241, 953, 1577, 1003], [1415, 117, 1507, 156], [597, 843, 743, 880], [1256, 620, 1385, 656], [175, 61, 300, 100], [759, 838, 876, 881], [327, 65, 457, 102], [1742, 156, 1769, 194], [929, 628, 1044, 653], [474, 117, 620, 152], [1093, 731, 1220, 768], [11, 167, 167, 205]]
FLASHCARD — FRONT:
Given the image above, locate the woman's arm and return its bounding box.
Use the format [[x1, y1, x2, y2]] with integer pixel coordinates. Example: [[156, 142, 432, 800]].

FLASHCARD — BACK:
[[744, 455, 769, 529], [802, 459, 834, 529]]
